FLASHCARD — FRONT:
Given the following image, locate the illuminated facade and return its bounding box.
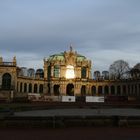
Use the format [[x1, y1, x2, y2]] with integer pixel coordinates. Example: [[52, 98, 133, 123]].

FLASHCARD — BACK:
[[0, 47, 140, 101]]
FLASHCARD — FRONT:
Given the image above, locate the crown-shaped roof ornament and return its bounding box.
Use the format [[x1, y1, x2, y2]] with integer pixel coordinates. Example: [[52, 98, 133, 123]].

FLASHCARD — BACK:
[[70, 43, 73, 52]]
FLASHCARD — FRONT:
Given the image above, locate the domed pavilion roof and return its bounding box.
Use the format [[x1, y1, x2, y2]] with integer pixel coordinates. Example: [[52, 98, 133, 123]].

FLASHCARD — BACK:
[[46, 47, 87, 62], [47, 52, 65, 61]]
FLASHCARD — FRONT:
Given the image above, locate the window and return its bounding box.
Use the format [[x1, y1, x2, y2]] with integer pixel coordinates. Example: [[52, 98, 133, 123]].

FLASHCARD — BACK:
[[2, 73, 11, 90], [47, 66, 51, 80], [54, 65, 60, 78], [66, 65, 75, 79], [81, 67, 86, 78]]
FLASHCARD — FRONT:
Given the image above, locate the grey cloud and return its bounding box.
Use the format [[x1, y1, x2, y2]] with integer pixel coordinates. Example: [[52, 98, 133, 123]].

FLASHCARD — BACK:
[[0, 0, 140, 71]]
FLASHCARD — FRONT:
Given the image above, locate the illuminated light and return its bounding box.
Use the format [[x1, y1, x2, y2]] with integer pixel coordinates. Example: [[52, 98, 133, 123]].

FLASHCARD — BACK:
[[65, 65, 75, 79]]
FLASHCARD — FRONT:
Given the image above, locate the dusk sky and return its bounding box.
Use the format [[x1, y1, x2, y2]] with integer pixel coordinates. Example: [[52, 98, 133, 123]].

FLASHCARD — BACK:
[[0, 0, 140, 72]]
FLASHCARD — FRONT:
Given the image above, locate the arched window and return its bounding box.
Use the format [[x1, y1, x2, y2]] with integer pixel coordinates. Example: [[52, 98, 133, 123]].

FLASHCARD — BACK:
[[35, 69, 44, 78], [81, 67, 86, 78], [34, 84, 38, 93], [29, 83, 32, 93], [27, 68, 35, 77], [54, 65, 60, 78], [2, 73, 11, 90], [102, 71, 109, 80], [94, 71, 100, 80]]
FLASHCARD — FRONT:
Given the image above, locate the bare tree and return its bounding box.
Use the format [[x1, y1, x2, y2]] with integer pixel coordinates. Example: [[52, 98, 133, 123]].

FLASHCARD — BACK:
[[130, 63, 140, 79], [134, 63, 140, 69], [109, 60, 130, 80]]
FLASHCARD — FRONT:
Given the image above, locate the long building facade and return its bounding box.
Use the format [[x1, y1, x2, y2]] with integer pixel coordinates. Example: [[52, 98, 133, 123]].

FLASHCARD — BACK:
[[0, 47, 140, 101]]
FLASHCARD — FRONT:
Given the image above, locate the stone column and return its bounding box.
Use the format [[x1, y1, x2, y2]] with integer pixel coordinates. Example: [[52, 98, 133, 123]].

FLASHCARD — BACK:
[[27, 83, 29, 93], [60, 84, 66, 96], [50, 84, 54, 96], [86, 84, 90, 95], [88, 85, 91, 95], [43, 82, 48, 94], [51, 66, 54, 78], [43, 60, 48, 80], [86, 68, 89, 79], [125, 85, 128, 96], [0, 73, 2, 89], [0, 57, 3, 65], [96, 86, 98, 96]]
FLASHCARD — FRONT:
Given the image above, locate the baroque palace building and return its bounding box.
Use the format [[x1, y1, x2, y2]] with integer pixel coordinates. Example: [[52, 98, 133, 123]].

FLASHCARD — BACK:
[[0, 47, 140, 101]]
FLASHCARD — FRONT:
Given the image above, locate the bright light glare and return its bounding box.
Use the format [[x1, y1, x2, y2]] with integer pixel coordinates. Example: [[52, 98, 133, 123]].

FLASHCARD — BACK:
[[66, 65, 75, 79]]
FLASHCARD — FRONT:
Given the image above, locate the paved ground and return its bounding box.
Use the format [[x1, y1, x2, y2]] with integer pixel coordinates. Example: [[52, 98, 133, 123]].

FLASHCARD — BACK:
[[0, 128, 140, 140], [14, 108, 140, 117]]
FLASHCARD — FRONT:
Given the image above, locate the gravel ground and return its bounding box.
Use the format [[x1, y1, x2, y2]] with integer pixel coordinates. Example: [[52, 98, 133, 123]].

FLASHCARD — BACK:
[[14, 108, 140, 117]]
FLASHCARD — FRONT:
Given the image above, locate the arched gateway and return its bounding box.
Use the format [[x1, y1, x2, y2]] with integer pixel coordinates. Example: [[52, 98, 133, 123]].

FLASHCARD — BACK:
[[66, 84, 74, 96]]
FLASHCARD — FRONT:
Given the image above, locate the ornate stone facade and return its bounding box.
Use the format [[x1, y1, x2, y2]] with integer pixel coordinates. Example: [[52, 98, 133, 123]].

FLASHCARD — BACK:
[[0, 47, 140, 100]]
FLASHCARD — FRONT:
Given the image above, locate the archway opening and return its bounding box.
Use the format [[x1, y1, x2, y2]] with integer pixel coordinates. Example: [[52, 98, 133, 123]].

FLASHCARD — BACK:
[[66, 84, 74, 96], [2, 73, 11, 90], [24, 83, 27, 93], [98, 86, 103, 95], [91, 86, 96, 95], [104, 86, 109, 95], [54, 85, 60, 96], [128, 85, 130, 95], [123, 85, 126, 94], [117, 85, 121, 95], [111, 85, 115, 95]]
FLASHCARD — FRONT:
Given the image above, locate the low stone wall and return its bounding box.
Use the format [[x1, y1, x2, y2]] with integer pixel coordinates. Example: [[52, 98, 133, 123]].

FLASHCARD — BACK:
[[0, 115, 140, 128]]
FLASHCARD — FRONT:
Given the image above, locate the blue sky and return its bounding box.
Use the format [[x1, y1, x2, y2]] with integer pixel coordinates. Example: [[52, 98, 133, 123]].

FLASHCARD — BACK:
[[0, 0, 140, 72]]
